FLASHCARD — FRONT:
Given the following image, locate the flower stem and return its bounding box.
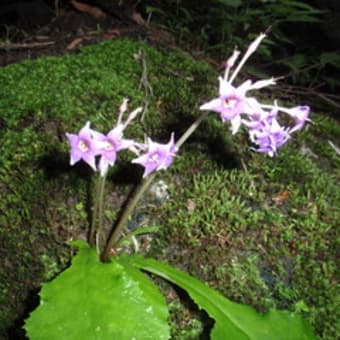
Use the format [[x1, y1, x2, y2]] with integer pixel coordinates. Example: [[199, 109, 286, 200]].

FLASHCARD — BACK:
[[175, 111, 210, 149], [89, 174, 106, 250], [101, 110, 210, 261], [101, 173, 155, 261]]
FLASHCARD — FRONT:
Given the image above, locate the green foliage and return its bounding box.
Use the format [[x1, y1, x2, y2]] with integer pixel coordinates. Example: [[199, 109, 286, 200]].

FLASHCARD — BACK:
[[215, 0, 243, 7], [25, 242, 315, 339], [124, 255, 315, 339], [25, 241, 170, 340], [143, 1, 338, 92], [143, 0, 321, 55]]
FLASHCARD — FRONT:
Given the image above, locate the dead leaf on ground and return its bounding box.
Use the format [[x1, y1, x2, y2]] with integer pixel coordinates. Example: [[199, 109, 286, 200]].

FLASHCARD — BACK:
[[131, 10, 148, 26], [272, 190, 290, 205], [70, 0, 107, 19], [66, 37, 84, 50], [103, 28, 122, 40]]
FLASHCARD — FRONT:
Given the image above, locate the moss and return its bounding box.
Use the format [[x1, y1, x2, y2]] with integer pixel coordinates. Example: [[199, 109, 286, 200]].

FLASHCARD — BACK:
[[0, 38, 216, 336], [149, 113, 339, 339]]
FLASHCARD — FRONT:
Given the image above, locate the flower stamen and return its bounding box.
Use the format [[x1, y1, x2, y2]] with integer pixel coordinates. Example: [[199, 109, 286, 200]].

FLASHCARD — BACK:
[[78, 140, 89, 152]]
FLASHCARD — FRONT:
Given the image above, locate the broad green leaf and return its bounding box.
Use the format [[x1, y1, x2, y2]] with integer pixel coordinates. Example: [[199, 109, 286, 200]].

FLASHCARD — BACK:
[[117, 258, 169, 324], [25, 241, 170, 340], [125, 255, 316, 340]]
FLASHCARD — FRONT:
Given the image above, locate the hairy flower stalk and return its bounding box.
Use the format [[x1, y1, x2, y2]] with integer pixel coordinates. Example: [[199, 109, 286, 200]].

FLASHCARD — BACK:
[[102, 133, 178, 260], [102, 34, 309, 261]]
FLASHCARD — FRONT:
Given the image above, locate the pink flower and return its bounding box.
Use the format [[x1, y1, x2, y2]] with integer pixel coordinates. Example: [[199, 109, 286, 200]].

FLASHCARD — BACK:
[[242, 107, 279, 131], [132, 133, 178, 177], [200, 77, 247, 119], [66, 122, 103, 171], [66, 99, 142, 175], [199, 33, 311, 156], [200, 33, 276, 135], [285, 105, 311, 133], [94, 98, 142, 176], [94, 127, 135, 176], [249, 117, 291, 157], [95, 102, 142, 176]]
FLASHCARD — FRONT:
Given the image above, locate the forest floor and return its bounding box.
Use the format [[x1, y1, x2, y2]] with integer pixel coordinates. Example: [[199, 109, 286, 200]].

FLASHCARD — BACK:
[[0, 2, 182, 67]]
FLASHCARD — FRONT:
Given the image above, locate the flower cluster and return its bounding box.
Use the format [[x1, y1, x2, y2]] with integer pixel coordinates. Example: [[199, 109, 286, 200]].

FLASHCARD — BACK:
[[66, 34, 310, 178], [199, 33, 311, 157], [66, 99, 177, 177]]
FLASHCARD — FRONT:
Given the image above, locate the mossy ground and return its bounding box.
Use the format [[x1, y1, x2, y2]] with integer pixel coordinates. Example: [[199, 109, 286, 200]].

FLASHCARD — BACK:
[[149, 114, 339, 339], [0, 37, 338, 339]]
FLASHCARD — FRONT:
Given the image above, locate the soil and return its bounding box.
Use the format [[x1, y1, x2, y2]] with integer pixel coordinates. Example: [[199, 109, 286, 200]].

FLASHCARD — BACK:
[[0, 1, 176, 67]]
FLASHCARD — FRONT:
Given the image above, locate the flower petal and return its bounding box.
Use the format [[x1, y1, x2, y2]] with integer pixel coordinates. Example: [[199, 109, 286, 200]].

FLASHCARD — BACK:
[[199, 98, 221, 111]]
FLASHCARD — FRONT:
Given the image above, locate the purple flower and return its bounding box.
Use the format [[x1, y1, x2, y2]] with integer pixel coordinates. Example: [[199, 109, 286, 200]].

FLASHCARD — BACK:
[[94, 127, 135, 176], [201, 33, 311, 157], [249, 117, 291, 157], [242, 107, 279, 131], [200, 33, 276, 135], [66, 122, 103, 171], [285, 105, 311, 133], [96, 100, 142, 176], [132, 133, 178, 177], [200, 78, 253, 134], [66, 99, 142, 175], [259, 102, 312, 133], [95, 101, 142, 176]]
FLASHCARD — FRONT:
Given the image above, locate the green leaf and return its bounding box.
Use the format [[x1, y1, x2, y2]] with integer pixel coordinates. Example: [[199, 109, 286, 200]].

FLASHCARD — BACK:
[[215, 0, 243, 8], [320, 52, 340, 68], [117, 258, 169, 325], [25, 241, 170, 340], [280, 54, 307, 72], [280, 0, 322, 13], [125, 255, 316, 340]]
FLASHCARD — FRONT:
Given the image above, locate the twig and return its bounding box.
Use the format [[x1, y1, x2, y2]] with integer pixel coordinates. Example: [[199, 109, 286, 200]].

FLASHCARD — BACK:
[[328, 141, 340, 156], [277, 84, 340, 109], [135, 50, 153, 124], [0, 41, 55, 50], [315, 93, 340, 109]]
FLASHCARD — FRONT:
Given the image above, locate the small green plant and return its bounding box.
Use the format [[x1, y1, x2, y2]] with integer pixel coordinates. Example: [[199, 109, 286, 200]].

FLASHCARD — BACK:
[[24, 34, 315, 339]]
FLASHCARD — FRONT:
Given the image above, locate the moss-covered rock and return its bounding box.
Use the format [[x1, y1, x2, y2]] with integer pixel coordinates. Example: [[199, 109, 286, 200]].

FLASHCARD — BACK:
[[149, 114, 339, 339]]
